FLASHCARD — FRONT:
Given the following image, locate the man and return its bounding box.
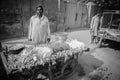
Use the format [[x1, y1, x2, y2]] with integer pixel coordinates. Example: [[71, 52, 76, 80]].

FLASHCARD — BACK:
[[86, 1, 96, 25], [28, 6, 50, 44], [90, 13, 102, 43]]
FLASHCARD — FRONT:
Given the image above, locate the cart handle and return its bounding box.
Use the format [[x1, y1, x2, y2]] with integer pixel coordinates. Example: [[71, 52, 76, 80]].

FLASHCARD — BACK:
[[0, 52, 11, 75]]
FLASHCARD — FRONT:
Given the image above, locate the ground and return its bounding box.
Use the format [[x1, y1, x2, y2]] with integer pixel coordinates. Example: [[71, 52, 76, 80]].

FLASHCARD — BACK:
[[67, 30, 120, 80], [1, 29, 120, 80]]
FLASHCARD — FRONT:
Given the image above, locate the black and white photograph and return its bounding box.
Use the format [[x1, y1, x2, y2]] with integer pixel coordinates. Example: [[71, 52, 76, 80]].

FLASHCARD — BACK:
[[0, 0, 120, 80]]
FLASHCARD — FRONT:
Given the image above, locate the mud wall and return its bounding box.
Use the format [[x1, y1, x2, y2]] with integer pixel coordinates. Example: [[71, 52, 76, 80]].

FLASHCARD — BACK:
[[0, 0, 59, 40]]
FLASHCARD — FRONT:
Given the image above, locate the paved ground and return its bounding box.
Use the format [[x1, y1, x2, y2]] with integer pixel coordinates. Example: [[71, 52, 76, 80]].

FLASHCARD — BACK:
[[1, 30, 120, 80]]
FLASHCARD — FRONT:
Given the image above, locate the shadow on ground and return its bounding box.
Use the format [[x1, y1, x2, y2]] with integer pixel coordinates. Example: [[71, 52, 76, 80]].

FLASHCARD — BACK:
[[100, 40, 120, 51], [75, 53, 104, 80]]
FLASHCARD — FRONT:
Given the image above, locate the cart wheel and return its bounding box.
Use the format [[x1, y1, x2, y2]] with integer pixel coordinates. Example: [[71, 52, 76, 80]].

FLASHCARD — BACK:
[[61, 59, 78, 79]]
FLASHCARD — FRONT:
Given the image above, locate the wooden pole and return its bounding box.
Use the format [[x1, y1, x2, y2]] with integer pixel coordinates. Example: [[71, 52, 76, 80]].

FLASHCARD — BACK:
[[19, 0, 24, 36], [57, 0, 61, 31], [30, 0, 31, 17], [58, 0, 61, 11]]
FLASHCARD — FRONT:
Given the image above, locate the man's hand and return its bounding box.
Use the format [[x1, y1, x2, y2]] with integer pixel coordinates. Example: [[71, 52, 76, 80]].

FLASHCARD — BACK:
[[47, 38, 50, 43]]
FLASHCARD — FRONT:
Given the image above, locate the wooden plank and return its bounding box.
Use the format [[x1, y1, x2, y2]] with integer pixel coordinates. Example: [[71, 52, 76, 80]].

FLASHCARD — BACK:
[[0, 52, 10, 75]]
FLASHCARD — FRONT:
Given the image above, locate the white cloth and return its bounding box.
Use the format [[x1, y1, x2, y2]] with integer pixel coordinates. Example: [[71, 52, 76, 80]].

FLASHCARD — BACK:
[[86, 2, 96, 24], [28, 15, 50, 44], [100, 16, 103, 28], [90, 14, 100, 36]]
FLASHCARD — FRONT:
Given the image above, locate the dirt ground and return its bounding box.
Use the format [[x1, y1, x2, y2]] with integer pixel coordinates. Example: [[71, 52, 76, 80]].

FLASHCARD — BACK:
[[1, 30, 120, 80], [66, 30, 120, 80]]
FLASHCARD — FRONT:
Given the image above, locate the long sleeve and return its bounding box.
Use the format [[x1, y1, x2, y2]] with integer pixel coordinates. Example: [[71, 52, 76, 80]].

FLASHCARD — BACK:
[[28, 18, 32, 39], [90, 16, 95, 29], [47, 21, 51, 38], [99, 16, 103, 28]]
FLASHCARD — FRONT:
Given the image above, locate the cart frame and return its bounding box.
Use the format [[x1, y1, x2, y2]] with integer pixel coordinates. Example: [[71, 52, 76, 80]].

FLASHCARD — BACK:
[[97, 10, 120, 47], [0, 48, 80, 80]]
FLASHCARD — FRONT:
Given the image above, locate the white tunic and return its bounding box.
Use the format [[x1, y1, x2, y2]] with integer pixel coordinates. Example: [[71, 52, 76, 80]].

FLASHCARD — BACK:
[[90, 14, 100, 36], [28, 15, 50, 44]]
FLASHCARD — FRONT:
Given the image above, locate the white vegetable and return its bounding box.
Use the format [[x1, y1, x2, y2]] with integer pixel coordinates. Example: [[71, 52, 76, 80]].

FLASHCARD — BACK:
[[66, 39, 85, 49]]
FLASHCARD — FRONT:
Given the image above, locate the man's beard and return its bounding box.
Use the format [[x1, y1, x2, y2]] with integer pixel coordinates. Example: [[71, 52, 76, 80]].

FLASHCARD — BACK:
[[37, 13, 43, 18]]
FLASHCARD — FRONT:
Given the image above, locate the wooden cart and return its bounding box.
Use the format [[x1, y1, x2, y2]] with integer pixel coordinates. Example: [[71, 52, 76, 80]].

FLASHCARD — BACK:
[[0, 45, 81, 80], [97, 10, 120, 47]]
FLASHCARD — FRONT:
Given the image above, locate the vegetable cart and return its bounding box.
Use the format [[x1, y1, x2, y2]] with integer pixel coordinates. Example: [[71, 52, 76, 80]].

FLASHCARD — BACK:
[[0, 40, 88, 80]]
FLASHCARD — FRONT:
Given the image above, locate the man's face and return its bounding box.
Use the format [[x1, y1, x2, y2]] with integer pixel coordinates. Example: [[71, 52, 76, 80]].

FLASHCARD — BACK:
[[36, 7, 43, 17]]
